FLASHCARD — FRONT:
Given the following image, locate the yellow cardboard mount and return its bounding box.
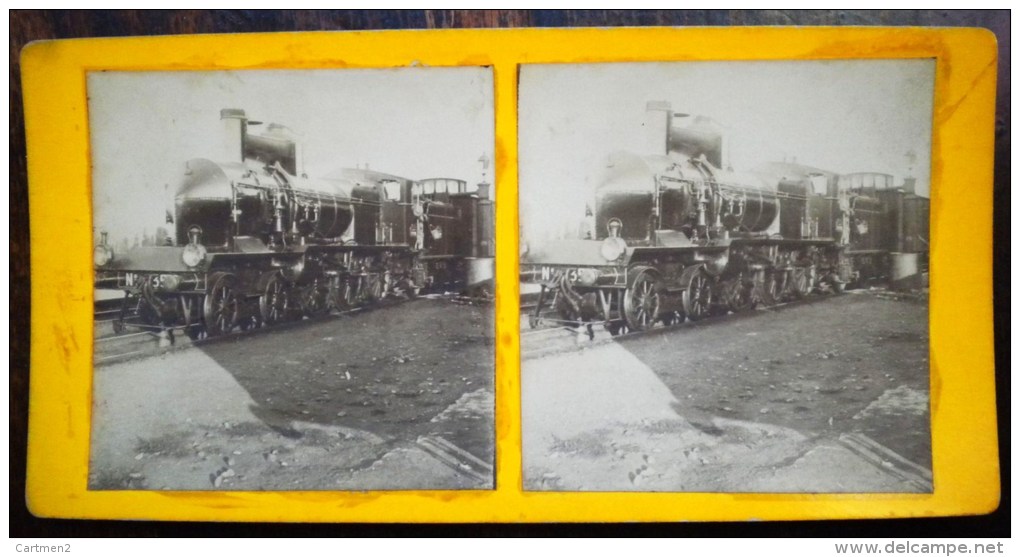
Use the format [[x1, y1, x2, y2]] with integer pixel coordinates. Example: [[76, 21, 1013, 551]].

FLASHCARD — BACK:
[[23, 27, 998, 522]]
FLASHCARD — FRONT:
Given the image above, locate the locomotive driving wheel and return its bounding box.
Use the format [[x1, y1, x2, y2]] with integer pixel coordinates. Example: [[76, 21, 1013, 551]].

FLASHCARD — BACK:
[[331, 276, 360, 310], [622, 267, 661, 331], [258, 272, 290, 326], [362, 273, 384, 303], [760, 269, 787, 306], [681, 266, 713, 321], [325, 277, 346, 310], [300, 281, 330, 317], [790, 266, 814, 299], [203, 272, 240, 337], [722, 276, 754, 313]]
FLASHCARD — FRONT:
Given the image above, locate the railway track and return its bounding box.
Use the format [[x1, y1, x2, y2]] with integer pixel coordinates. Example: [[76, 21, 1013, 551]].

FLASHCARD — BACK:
[[94, 305, 377, 364], [93, 292, 491, 365], [94, 330, 164, 364], [520, 290, 849, 360], [416, 435, 493, 484]]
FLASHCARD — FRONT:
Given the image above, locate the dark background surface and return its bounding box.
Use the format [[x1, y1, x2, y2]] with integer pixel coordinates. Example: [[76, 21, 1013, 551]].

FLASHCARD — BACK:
[[10, 10, 1009, 537]]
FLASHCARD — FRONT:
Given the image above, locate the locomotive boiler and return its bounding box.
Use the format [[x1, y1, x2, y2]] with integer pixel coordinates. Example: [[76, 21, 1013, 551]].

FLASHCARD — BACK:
[[521, 102, 922, 335], [95, 108, 492, 339]]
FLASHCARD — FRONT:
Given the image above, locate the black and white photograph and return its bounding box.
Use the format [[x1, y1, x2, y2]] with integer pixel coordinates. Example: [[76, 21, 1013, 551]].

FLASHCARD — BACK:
[[88, 68, 496, 490], [519, 60, 934, 492]]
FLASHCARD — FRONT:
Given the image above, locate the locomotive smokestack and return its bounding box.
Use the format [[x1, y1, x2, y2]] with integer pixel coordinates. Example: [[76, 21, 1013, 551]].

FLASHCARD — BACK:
[[644, 101, 672, 156], [219, 108, 247, 164]]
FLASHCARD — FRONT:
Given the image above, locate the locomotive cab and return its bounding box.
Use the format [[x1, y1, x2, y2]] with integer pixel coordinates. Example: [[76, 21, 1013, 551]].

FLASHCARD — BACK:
[[328, 167, 415, 247]]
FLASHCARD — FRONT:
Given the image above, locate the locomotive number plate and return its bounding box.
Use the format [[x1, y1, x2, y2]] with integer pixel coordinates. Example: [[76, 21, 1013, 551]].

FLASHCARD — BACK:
[[123, 272, 169, 289], [539, 266, 560, 282]]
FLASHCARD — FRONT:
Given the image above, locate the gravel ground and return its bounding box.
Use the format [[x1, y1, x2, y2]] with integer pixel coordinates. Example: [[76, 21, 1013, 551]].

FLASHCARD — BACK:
[[522, 290, 931, 492], [89, 298, 495, 491]]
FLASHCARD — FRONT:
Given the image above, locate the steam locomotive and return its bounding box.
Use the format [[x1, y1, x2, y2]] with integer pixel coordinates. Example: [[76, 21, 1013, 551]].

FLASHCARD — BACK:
[[520, 102, 929, 334], [94, 109, 493, 339]]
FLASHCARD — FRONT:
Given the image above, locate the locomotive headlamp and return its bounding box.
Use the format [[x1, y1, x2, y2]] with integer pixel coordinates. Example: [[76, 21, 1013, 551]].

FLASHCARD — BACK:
[[93, 244, 114, 268], [600, 236, 627, 262], [182, 243, 207, 268], [182, 225, 207, 268], [600, 218, 627, 261], [93, 231, 114, 267]]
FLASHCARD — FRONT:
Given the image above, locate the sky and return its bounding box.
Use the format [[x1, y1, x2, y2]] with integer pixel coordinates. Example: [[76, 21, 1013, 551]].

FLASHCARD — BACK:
[[88, 68, 494, 243], [518, 60, 935, 241]]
